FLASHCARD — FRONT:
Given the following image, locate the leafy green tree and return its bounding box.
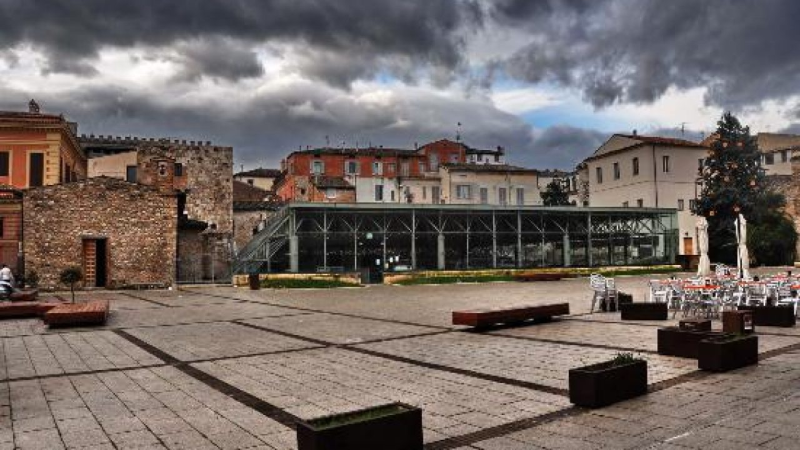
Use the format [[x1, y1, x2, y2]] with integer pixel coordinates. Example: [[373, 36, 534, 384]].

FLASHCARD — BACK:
[[59, 267, 82, 303], [541, 179, 572, 206], [694, 112, 796, 264]]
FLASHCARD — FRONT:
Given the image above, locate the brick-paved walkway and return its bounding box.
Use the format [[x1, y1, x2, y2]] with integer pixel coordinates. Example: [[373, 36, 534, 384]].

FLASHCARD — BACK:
[[0, 277, 799, 449]]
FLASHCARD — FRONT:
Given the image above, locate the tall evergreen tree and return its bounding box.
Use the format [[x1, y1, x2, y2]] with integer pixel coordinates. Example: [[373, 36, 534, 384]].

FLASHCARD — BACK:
[[694, 112, 791, 264], [541, 179, 572, 206]]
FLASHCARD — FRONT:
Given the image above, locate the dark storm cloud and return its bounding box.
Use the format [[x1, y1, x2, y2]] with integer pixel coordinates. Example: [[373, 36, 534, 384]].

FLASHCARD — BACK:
[[0, 0, 480, 83], [525, 125, 607, 169], [495, 0, 800, 109], [170, 38, 264, 82]]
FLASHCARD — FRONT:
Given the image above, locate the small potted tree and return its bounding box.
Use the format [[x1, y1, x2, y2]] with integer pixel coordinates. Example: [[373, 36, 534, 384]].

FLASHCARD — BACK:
[[569, 353, 647, 408], [59, 267, 82, 303], [296, 403, 423, 450]]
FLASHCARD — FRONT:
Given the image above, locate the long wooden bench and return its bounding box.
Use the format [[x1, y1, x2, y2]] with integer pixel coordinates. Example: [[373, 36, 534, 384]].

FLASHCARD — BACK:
[[43, 300, 110, 327], [0, 301, 60, 319], [452, 303, 570, 328]]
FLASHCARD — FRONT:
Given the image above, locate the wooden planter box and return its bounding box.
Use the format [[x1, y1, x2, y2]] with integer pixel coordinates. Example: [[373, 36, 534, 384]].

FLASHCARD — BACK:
[[296, 403, 423, 450], [679, 318, 711, 331], [657, 327, 729, 359], [698, 335, 758, 372], [620, 302, 668, 320], [738, 306, 796, 327], [568, 359, 647, 408]]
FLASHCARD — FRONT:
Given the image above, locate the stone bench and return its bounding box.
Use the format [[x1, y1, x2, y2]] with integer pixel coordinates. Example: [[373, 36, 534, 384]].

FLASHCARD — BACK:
[[43, 300, 110, 327], [452, 303, 570, 328]]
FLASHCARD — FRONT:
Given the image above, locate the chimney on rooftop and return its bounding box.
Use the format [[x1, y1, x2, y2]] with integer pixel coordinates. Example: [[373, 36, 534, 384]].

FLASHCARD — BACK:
[[632, 129, 638, 136], [28, 99, 40, 114]]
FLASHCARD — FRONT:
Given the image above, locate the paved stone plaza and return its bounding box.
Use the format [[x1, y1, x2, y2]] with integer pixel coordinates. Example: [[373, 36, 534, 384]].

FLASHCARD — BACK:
[[2, 276, 800, 449]]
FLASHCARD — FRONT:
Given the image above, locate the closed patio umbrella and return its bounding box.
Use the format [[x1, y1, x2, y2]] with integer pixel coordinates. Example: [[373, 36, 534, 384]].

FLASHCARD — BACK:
[[735, 214, 750, 279], [697, 217, 711, 277]]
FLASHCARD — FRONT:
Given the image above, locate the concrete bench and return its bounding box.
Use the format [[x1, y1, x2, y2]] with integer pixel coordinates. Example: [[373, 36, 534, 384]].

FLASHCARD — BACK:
[[44, 300, 110, 327], [452, 303, 570, 328]]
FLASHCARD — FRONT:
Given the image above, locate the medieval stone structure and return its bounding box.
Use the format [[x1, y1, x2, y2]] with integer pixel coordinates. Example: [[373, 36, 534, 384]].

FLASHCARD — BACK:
[[23, 177, 177, 290]]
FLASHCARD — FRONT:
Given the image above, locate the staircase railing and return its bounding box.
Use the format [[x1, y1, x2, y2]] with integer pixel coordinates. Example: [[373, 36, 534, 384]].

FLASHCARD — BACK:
[[232, 205, 291, 274]]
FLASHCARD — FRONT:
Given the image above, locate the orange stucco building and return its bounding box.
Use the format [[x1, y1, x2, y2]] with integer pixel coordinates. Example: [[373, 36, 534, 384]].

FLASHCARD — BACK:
[[0, 100, 87, 274]]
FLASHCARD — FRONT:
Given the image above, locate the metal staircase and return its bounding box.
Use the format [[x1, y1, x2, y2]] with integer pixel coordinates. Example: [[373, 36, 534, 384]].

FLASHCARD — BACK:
[[232, 205, 291, 274]]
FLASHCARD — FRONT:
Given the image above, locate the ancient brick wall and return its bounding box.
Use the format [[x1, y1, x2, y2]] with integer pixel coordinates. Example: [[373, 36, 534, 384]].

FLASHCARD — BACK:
[[136, 144, 233, 232], [23, 177, 177, 290]]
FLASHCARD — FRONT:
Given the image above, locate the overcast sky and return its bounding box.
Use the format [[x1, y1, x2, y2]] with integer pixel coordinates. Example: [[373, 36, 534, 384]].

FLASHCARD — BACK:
[[2, 0, 800, 170]]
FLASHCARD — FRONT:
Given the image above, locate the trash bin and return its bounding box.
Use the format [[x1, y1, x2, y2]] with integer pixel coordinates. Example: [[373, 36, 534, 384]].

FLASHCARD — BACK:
[[248, 273, 260, 290]]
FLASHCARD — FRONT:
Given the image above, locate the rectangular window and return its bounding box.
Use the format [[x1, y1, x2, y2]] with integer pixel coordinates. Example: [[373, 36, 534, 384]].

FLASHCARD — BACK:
[[637, 198, 644, 208], [311, 160, 324, 175], [422, 186, 427, 200], [456, 185, 472, 200], [374, 184, 384, 201], [698, 158, 705, 171], [174, 163, 184, 177], [386, 163, 396, 174], [690, 199, 697, 210], [622, 201, 629, 208], [0, 218, 4, 238], [247, 179, 254, 185], [499, 187, 508, 206], [782, 150, 789, 163], [325, 188, 337, 199], [632, 157, 639, 176], [480, 187, 488, 204], [29, 153, 44, 187], [0, 152, 9, 177], [450, 153, 459, 163], [126, 166, 137, 183], [390, 190, 395, 201], [764, 153, 774, 165], [419, 161, 426, 173], [516, 188, 525, 205], [346, 161, 359, 175], [400, 161, 410, 176], [677, 199, 685, 211], [431, 186, 440, 204], [662, 155, 670, 173], [596, 167, 603, 184], [429, 154, 439, 171], [372, 162, 383, 175], [613, 162, 620, 180]]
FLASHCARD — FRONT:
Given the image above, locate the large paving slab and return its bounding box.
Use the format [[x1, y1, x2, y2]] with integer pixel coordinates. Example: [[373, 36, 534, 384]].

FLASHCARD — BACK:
[[0, 331, 162, 381], [0, 366, 292, 450], [124, 322, 320, 362], [357, 331, 698, 391], [194, 347, 571, 445], [105, 302, 305, 328], [484, 349, 800, 449], [241, 312, 442, 344], [493, 317, 800, 354]]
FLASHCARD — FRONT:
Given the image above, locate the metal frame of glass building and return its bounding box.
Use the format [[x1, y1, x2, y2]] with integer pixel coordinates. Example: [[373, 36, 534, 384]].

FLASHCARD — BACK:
[[233, 203, 678, 275]]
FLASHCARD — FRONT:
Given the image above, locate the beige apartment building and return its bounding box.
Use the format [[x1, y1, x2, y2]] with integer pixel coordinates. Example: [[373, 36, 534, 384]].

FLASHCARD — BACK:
[[583, 134, 709, 256], [439, 164, 543, 206]]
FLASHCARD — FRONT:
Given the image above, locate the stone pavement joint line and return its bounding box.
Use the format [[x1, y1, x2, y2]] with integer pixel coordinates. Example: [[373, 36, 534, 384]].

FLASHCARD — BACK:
[[236, 319, 570, 396], [485, 329, 661, 355], [181, 287, 455, 330], [112, 328, 303, 428], [425, 405, 582, 450], [117, 291, 174, 307]]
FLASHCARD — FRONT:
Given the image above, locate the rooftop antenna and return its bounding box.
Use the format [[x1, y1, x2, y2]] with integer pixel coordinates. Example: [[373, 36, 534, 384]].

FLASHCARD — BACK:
[[325, 135, 330, 147], [679, 122, 688, 137], [456, 122, 462, 142]]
